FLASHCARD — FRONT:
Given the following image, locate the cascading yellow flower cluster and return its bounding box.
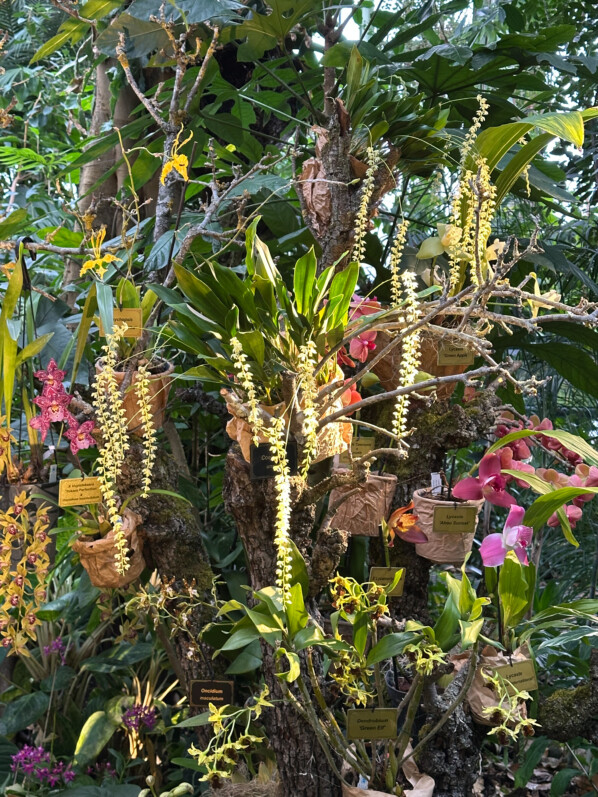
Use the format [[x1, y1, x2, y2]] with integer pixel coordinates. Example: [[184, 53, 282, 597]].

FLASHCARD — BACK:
[[230, 337, 262, 445], [352, 145, 381, 265], [266, 415, 293, 604], [297, 340, 319, 477], [389, 219, 409, 307], [93, 324, 130, 575], [0, 493, 51, 656], [135, 363, 157, 499], [392, 271, 421, 445], [448, 95, 491, 292]]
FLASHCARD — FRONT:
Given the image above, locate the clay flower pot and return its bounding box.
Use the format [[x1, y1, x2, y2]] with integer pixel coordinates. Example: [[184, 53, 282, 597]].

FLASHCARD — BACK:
[[71, 509, 145, 589], [329, 470, 397, 537], [411, 488, 484, 565], [95, 359, 174, 435], [369, 330, 471, 402]]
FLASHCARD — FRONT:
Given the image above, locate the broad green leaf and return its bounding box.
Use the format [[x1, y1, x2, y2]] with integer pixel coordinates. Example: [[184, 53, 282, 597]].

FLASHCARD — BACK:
[[30, 19, 87, 63], [293, 247, 317, 317], [1, 692, 50, 735], [353, 612, 369, 657], [95, 281, 114, 339], [523, 486, 598, 533], [287, 582, 308, 638], [0, 256, 23, 428], [14, 333, 53, 369], [172, 711, 210, 729], [366, 632, 417, 666], [502, 469, 577, 545], [79, 0, 123, 18], [523, 111, 585, 147], [459, 618, 484, 649], [73, 711, 119, 768], [0, 208, 28, 238], [550, 769, 580, 797]]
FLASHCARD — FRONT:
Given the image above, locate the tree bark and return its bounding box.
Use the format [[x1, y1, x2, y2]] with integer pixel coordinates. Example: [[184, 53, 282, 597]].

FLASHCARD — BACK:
[[223, 448, 342, 797]]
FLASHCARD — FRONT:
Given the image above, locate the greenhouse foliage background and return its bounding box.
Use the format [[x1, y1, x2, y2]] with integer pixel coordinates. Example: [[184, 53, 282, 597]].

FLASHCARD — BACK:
[[0, 0, 597, 795]]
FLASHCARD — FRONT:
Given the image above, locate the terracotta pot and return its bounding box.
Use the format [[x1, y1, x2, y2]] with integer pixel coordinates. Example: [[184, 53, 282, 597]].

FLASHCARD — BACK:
[[71, 509, 145, 589], [452, 645, 530, 727], [95, 360, 174, 435], [329, 469, 397, 537], [412, 488, 484, 565], [369, 330, 470, 402], [223, 371, 352, 465]]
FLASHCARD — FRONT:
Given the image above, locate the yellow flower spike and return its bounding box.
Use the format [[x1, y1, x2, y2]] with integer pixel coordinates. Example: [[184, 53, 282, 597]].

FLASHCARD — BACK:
[[160, 127, 193, 185], [80, 226, 120, 280]]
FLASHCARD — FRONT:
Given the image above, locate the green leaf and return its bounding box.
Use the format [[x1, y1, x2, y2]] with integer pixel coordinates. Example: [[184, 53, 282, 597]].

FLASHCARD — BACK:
[[523, 486, 598, 532], [172, 711, 210, 729], [498, 552, 531, 629], [366, 632, 417, 666], [0, 256, 23, 428], [14, 333, 53, 369], [293, 247, 317, 318], [225, 645, 262, 673], [353, 612, 369, 657], [0, 209, 28, 238], [275, 649, 300, 682], [459, 618, 484, 649], [549, 768, 580, 797], [487, 428, 598, 467], [79, 0, 123, 18], [288, 540, 309, 598], [523, 342, 598, 399], [513, 736, 548, 788], [30, 19, 87, 63], [523, 110, 585, 147], [1, 692, 50, 735], [73, 711, 119, 768], [219, 625, 261, 652], [95, 281, 114, 339], [287, 582, 308, 637]]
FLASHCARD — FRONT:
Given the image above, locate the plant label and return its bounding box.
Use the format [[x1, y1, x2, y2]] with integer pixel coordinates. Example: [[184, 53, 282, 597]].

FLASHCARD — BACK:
[[437, 343, 475, 366], [347, 708, 398, 740], [433, 505, 477, 533], [493, 659, 538, 694], [431, 472, 442, 495], [369, 567, 405, 597], [58, 477, 102, 507], [338, 435, 376, 465], [190, 680, 234, 709], [250, 441, 298, 480], [98, 307, 143, 338]]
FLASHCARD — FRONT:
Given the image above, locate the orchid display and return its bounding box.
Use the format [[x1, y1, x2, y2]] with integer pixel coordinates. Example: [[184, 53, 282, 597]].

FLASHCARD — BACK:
[[452, 453, 516, 507]]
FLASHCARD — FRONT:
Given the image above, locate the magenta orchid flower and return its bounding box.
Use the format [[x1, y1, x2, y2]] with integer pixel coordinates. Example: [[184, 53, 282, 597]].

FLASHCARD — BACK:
[[34, 359, 67, 388], [33, 388, 71, 423], [480, 505, 533, 567], [64, 420, 96, 456], [452, 453, 516, 507]]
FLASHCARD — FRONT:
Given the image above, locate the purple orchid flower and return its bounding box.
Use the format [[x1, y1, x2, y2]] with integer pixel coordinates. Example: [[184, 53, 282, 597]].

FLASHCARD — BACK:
[[452, 454, 516, 508], [480, 505, 533, 567]]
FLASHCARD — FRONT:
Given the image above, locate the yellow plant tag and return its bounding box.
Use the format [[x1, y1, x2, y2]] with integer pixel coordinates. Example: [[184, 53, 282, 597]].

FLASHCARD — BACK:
[[433, 505, 477, 534], [437, 343, 474, 366], [98, 307, 143, 338], [347, 708, 398, 740], [494, 659, 538, 694], [58, 477, 102, 507], [369, 567, 405, 597]]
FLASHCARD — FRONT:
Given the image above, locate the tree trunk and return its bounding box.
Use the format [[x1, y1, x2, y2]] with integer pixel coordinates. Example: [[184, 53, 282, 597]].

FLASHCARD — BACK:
[[223, 448, 342, 797]]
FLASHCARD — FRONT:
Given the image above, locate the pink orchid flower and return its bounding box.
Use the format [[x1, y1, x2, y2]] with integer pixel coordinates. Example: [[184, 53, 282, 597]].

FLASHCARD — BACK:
[[548, 503, 583, 529], [570, 464, 598, 506], [480, 505, 533, 567], [349, 331, 377, 363], [33, 388, 71, 423], [452, 453, 516, 507], [64, 420, 96, 456], [495, 413, 531, 461], [29, 413, 52, 442], [498, 447, 536, 486], [34, 359, 67, 388], [349, 295, 381, 319]]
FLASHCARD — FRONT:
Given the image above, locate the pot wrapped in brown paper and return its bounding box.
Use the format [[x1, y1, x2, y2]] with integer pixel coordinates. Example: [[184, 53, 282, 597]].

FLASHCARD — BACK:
[[412, 489, 484, 565], [72, 509, 145, 589], [329, 470, 397, 537], [222, 376, 352, 465], [341, 742, 434, 796], [369, 331, 470, 402], [95, 360, 174, 434], [453, 646, 530, 727]]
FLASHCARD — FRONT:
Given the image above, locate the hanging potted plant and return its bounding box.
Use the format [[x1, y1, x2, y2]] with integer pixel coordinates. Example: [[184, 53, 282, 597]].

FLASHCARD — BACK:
[[328, 469, 397, 538], [70, 505, 145, 589]]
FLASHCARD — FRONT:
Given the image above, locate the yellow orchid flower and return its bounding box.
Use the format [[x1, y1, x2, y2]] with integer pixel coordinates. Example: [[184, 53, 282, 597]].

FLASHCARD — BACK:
[[80, 227, 119, 280], [160, 127, 193, 185], [525, 272, 561, 318]]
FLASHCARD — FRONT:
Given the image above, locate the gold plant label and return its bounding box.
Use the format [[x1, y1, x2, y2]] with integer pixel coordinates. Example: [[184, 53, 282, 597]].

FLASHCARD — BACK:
[[493, 659, 538, 694], [98, 307, 143, 338], [190, 680, 234, 709], [437, 343, 475, 366], [369, 567, 405, 597], [338, 435, 375, 465], [347, 708, 398, 740], [433, 505, 477, 534], [58, 477, 102, 507]]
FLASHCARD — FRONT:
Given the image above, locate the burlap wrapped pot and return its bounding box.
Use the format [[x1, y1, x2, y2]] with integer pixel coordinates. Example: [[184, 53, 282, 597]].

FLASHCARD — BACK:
[[412, 489, 484, 565], [329, 470, 397, 537], [72, 509, 145, 589], [95, 359, 174, 435]]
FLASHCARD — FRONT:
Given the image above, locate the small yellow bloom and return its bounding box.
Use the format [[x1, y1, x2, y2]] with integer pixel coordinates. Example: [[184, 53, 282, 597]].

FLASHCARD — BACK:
[[80, 227, 119, 280], [160, 127, 193, 185], [526, 272, 561, 318]]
